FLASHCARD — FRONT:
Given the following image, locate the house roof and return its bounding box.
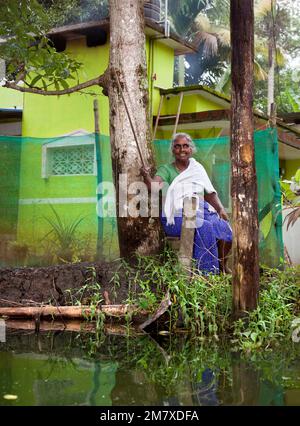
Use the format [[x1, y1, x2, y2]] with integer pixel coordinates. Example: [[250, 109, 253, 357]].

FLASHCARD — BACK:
[[156, 85, 300, 155], [48, 18, 197, 55]]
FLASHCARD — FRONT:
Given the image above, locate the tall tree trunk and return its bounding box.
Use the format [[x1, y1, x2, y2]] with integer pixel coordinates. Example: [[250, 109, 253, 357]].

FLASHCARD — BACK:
[[267, 0, 277, 117], [108, 0, 161, 258], [267, 8, 276, 117], [230, 0, 259, 317]]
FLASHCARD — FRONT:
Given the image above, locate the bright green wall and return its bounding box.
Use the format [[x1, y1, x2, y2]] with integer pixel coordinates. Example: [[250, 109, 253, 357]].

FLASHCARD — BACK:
[[0, 87, 23, 109], [16, 135, 119, 261], [22, 38, 109, 137], [17, 203, 97, 258], [0, 137, 21, 236]]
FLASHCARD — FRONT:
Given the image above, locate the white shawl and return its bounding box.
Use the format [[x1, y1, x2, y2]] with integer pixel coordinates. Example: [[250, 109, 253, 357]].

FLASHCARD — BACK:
[[164, 158, 216, 225]]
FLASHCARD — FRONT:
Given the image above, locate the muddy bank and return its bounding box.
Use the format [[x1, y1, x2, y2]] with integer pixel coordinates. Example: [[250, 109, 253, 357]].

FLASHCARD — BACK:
[[0, 261, 129, 307]]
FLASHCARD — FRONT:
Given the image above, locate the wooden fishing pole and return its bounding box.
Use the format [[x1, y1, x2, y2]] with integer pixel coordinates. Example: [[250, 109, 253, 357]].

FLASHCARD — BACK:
[[112, 68, 146, 168]]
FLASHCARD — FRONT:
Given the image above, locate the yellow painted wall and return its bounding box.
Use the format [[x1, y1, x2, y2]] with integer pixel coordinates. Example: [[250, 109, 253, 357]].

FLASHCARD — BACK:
[[148, 40, 174, 121], [0, 87, 23, 109], [161, 93, 224, 117], [155, 127, 223, 141], [22, 37, 109, 137], [22, 36, 175, 138], [155, 93, 225, 140]]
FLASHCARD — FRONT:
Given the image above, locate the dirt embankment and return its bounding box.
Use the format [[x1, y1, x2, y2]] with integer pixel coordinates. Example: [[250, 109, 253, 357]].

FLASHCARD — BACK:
[[0, 261, 129, 307]]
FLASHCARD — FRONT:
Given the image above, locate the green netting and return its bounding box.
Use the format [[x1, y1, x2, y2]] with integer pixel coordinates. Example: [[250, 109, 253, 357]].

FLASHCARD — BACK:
[[0, 133, 118, 267], [154, 128, 283, 267], [0, 128, 283, 268]]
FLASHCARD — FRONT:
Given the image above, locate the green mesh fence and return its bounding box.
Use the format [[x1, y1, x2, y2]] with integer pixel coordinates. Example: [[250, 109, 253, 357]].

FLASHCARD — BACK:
[[0, 128, 283, 268], [0, 133, 118, 267], [153, 128, 283, 267]]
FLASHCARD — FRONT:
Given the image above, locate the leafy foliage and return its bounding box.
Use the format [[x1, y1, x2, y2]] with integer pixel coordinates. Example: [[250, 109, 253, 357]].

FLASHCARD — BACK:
[[0, 0, 82, 90]]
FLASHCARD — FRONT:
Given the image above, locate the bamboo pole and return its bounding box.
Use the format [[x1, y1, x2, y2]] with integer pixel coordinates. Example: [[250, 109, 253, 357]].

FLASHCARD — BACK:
[[94, 99, 103, 258], [152, 94, 164, 141], [172, 91, 184, 137]]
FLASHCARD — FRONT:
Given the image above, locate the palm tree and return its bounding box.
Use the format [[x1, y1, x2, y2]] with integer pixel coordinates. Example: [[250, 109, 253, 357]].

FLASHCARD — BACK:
[[170, 0, 287, 102]]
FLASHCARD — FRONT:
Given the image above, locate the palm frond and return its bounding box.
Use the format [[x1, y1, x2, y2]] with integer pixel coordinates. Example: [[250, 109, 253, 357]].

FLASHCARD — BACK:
[[216, 66, 231, 95], [285, 206, 300, 230], [202, 33, 220, 57], [275, 46, 286, 67], [216, 28, 231, 47], [254, 0, 272, 18], [255, 38, 269, 57], [254, 59, 268, 81], [194, 12, 211, 32]]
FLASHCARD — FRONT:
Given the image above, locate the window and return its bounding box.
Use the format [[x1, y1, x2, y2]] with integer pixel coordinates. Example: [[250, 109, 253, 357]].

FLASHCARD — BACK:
[[42, 130, 96, 178], [49, 144, 94, 175]]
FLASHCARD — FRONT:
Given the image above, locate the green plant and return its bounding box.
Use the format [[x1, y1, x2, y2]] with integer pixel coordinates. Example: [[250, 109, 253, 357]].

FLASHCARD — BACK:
[[67, 266, 105, 333], [66, 246, 300, 353], [42, 205, 85, 262], [232, 266, 300, 352]]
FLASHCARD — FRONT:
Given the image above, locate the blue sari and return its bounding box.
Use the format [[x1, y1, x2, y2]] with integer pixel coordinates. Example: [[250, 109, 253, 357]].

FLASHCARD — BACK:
[[161, 201, 232, 274]]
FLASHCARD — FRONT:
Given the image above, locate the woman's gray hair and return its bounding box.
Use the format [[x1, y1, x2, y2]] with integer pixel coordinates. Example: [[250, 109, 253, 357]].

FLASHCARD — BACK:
[[170, 132, 197, 154]]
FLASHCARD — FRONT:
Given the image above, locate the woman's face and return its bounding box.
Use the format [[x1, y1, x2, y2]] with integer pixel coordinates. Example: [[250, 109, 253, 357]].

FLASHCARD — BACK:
[[172, 137, 193, 161]]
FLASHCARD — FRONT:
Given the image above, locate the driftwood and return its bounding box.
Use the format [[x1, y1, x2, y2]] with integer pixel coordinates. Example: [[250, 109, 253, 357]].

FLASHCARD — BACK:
[[0, 304, 147, 319], [139, 292, 171, 330]]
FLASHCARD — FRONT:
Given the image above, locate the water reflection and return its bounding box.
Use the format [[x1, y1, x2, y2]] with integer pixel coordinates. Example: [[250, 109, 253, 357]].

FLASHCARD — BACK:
[[0, 329, 299, 406]]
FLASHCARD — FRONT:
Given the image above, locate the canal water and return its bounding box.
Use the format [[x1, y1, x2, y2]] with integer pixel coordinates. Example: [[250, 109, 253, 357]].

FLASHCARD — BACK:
[[1, 327, 300, 406]]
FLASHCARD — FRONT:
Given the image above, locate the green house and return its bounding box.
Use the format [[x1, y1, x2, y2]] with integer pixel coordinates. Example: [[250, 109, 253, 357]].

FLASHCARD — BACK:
[[0, 17, 298, 267]]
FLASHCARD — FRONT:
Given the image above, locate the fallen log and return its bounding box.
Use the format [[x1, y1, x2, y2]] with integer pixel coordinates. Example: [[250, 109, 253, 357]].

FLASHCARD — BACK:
[[0, 304, 148, 319]]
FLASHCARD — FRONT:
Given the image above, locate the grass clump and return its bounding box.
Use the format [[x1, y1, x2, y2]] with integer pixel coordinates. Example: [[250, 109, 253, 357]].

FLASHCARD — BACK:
[[117, 251, 299, 352], [232, 266, 300, 351], [68, 249, 300, 352]]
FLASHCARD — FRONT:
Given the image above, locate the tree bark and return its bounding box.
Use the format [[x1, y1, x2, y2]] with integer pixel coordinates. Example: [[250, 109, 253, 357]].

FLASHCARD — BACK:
[[230, 0, 259, 317], [108, 0, 161, 257]]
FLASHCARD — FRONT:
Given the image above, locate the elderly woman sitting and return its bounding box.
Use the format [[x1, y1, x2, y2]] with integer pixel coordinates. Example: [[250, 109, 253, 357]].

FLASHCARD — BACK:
[[141, 133, 232, 274]]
